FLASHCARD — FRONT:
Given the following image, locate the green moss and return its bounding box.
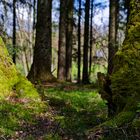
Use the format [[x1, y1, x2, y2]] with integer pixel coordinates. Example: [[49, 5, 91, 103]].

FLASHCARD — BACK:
[[87, 111, 135, 140], [87, 1, 140, 139], [0, 39, 18, 98], [132, 119, 140, 128], [15, 75, 40, 100], [0, 37, 40, 100], [103, 111, 135, 127], [0, 37, 47, 137], [110, 0, 140, 114], [0, 99, 47, 136]]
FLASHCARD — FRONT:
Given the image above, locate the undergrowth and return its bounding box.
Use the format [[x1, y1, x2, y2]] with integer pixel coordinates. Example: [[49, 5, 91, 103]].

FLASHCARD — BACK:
[[41, 84, 107, 139]]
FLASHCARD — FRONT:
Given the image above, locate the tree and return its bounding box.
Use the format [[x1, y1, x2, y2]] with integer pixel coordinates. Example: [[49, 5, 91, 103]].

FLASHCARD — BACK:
[[124, 0, 130, 24], [108, 0, 119, 75], [82, 0, 90, 84], [77, 0, 82, 83], [99, 0, 140, 117], [111, 0, 140, 115], [90, 1, 140, 138], [57, 0, 74, 82], [89, 0, 94, 78], [65, 0, 74, 81], [13, 0, 16, 64], [57, 0, 67, 81], [27, 0, 55, 82]]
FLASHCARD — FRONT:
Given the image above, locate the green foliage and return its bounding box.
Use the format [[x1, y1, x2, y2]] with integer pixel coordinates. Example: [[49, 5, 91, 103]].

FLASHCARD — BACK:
[[0, 37, 40, 99], [0, 37, 47, 137], [0, 37, 18, 98], [90, 64, 107, 82], [0, 100, 47, 136], [110, 1, 140, 113], [15, 75, 40, 99], [104, 111, 135, 127], [43, 134, 62, 140], [87, 2, 140, 139], [43, 85, 107, 137]]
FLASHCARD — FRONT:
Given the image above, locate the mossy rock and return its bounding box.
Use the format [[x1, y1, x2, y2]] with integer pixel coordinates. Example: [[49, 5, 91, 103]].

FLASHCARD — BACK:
[[0, 37, 39, 100], [0, 37, 48, 137], [0, 37, 18, 98], [87, 111, 136, 139], [111, 1, 140, 113], [87, 1, 140, 139]]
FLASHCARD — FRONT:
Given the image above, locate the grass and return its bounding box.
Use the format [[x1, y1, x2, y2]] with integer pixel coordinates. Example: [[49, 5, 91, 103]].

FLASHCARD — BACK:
[[0, 100, 47, 137], [0, 83, 107, 139], [41, 84, 107, 139]]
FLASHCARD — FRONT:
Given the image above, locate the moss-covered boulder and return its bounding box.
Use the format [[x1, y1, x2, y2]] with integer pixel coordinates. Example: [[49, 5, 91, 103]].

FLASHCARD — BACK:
[[87, 0, 140, 139], [0, 37, 40, 100], [0, 37, 47, 137], [111, 0, 140, 113]]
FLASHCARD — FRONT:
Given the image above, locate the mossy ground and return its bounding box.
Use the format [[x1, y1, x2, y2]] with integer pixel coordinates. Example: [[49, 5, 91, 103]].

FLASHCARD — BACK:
[[0, 37, 107, 139], [1, 34, 140, 139], [39, 83, 107, 139], [0, 37, 50, 138]]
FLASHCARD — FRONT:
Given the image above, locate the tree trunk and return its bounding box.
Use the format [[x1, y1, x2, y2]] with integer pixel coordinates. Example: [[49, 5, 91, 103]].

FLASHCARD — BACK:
[[57, 0, 67, 81], [13, 0, 16, 64], [33, 0, 36, 31], [87, 1, 140, 138], [111, 0, 140, 114], [31, 0, 36, 65], [77, 0, 82, 83], [65, 0, 74, 82], [27, 0, 55, 83], [82, 0, 90, 84], [108, 0, 118, 75], [99, 0, 140, 116], [89, 0, 94, 78]]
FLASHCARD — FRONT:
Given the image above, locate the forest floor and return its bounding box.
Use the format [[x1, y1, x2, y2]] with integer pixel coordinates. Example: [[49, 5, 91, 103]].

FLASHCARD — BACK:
[[0, 83, 108, 140], [35, 83, 107, 140]]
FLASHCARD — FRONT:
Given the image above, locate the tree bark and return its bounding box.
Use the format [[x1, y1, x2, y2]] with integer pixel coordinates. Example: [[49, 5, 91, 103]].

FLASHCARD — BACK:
[[82, 0, 90, 84], [27, 0, 55, 83], [100, 0, 140, 116], [57, 0, 67, 81], [108, 0, 118, 75], [111, 0, 140, 113], [65, 0, 74, 82], [89, 0, 94, 78], [87, 0, 140, 138], [13, 0, 16, 64], [77, 0, 82, 83]]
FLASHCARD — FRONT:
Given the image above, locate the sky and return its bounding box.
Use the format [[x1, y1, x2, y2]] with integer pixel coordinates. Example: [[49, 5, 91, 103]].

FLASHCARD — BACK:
[[0, 0, 109, 35], [52, 0, 109, 26], [93, 2, 109, 26]]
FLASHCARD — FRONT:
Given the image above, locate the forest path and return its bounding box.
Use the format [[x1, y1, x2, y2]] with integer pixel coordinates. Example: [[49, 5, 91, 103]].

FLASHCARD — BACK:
[[9, 83, 107, 140], [35, 83, 107, 140]]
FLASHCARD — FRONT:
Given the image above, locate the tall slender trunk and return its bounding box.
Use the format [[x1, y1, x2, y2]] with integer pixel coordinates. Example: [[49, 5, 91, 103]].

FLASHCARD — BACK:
[[31, 0, 36, 64], [77, 0, 82, 83], [89, 0, 94, 78], [57, 0, 67, 81], [82, 0, 90, 84], [28, 0, 55, 83], [27, 5, 32, 72], [13, 0, 16, 64], [33, 0, 36, 31], [108, 0, 118, 75], [125, 0, 130, 24], [65, 0, 74, 82]]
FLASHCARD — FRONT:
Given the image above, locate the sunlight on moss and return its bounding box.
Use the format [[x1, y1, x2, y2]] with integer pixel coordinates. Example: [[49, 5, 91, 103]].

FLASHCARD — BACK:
[[42, 85, 107, 137], [0, 37, 48, 137]]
